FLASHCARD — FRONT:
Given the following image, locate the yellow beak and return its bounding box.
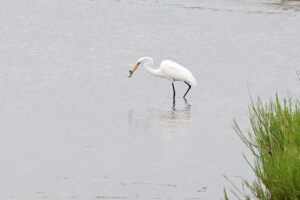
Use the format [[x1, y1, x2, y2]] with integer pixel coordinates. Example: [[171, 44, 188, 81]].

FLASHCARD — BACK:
[[128, 62, 140, 78]]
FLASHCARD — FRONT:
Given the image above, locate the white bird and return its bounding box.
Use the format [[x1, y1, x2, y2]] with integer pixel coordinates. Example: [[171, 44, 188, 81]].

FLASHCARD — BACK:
[[128, 57, 197, 98]]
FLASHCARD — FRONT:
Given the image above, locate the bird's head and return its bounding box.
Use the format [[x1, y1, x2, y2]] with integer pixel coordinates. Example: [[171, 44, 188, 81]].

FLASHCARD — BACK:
[[128, 57, 153, 78]]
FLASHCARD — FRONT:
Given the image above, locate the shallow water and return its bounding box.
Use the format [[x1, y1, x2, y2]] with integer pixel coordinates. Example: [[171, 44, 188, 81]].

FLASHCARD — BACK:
[[0, 0, 299, 199]]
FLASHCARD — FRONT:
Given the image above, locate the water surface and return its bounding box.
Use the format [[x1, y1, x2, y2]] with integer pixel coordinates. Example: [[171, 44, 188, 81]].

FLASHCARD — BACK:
[[0, 0, 299, 199]]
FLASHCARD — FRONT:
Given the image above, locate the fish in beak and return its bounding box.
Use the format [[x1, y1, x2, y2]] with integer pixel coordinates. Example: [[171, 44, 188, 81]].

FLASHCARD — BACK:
[[128, 62, 140, 78]]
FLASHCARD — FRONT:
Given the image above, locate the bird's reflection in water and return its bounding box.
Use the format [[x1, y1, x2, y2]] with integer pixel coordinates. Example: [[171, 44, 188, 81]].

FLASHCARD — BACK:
[[162, 98, 192, 133], [172, 97, 190, 110], [128, 98, 192, 134]]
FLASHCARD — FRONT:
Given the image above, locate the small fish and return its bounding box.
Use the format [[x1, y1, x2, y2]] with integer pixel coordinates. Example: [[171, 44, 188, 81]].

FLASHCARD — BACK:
[[128, 70, 133, 78]]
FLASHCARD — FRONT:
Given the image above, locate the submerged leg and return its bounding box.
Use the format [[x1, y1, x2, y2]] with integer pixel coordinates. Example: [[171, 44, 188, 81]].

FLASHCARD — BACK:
[[172, 98, 176, 110], [172, 82, 176, 99], [183, 97, 191, 108], [183, 82, 191, 98]]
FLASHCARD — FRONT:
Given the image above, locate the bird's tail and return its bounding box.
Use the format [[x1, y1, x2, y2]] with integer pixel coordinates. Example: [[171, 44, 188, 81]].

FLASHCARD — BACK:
[[190, 76, 197, 86]]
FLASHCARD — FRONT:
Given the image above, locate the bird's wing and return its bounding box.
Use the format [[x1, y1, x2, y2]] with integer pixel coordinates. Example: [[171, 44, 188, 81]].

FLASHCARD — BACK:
[[160, 60, 197, 85]]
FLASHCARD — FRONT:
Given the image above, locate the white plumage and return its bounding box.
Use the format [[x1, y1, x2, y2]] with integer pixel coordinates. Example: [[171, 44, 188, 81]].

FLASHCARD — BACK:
[[129, 57, 197, 98], [159, 60, 197, 86]]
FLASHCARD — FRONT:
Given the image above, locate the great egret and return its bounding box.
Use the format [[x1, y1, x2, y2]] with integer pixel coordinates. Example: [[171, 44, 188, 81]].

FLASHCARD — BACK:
[[128, 57, 197, 98]]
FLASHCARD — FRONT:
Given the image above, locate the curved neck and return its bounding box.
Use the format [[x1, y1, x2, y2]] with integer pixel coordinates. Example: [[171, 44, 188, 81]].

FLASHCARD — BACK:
[[143, 61, 163, 78]]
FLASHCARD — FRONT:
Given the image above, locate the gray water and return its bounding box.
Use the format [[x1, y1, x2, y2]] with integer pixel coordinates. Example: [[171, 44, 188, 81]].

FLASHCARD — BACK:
[[0, 0, 299, 199]]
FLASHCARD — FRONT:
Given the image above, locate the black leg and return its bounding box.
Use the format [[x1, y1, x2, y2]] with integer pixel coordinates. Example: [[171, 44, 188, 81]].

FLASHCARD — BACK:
[[183, 82, 191, 98], [183, 97, 191, 108], [172, 82, 176, 99], [172, 98, 176, 110]]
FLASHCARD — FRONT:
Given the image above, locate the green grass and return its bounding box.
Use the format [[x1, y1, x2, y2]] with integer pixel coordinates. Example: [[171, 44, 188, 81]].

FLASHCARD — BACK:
[[224, 94, 300, 200]]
